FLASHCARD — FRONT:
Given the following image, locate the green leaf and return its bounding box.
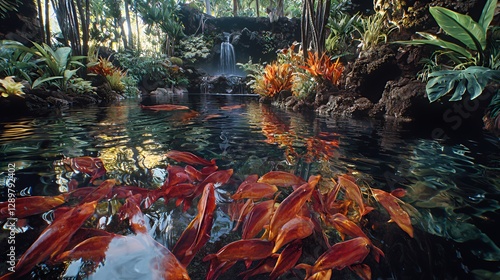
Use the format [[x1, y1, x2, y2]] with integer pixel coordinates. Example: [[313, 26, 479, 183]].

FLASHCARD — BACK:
[[32, 76, 63, 89], [426, 66, 500, 102], [478, 0, 497, 31], [399, 32, 472, 59], [429, 6, 486, 51]]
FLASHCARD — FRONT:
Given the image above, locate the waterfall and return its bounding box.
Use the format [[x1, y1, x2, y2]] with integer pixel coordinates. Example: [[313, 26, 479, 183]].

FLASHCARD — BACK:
[[220, 33, 235, 75]]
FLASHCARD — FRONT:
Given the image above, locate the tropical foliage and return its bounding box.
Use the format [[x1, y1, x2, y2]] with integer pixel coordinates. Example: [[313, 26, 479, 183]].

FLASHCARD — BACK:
[[354, 12, 398, 52], [0, 76, 24, 97], [245, 44, 344, 100], [400, 0, 499, 103]]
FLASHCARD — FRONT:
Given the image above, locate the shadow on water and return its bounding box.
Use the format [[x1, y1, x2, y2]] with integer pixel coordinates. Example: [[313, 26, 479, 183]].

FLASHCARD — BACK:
[[0, 94, 499, 279]]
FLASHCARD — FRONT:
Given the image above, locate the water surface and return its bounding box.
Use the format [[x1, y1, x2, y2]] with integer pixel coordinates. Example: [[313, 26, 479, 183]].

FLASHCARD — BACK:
[[0, 93, 499, 279]]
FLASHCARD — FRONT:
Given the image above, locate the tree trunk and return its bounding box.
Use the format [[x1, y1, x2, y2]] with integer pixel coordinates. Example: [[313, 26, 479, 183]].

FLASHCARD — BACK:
[[256, 0, 260, 17], [36, 0, 45, 44], [205, 0, 211, 16], [44, 0, 51, 45], [124, 0, 133, 49], [277, 0, 283, 17], [301, 0, 331, 57], [233, 0, 238, 16], [135, 9, 140, 51]]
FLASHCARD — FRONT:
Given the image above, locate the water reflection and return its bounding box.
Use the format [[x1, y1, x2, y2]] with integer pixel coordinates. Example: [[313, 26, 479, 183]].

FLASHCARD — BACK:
[[0, 95, 499, 279]]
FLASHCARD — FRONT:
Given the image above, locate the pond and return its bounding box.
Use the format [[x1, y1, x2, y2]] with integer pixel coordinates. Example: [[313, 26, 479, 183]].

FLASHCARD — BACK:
[[0, 93, 499, 280]]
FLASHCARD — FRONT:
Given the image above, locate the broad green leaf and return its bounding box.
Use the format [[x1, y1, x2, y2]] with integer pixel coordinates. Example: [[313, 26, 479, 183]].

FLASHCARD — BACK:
[[32, 76, 63, 89], [426, 66, 500, 102], [478, 0, 497, 31], [54, 47, 72, 72], [429, 6, 486, 51], [399, 32, 472, 59]]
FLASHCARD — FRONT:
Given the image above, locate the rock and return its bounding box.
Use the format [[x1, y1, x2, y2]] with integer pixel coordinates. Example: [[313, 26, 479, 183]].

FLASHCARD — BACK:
[[345, 44, 401, 103], [370, 77, 427, 121], [316, 94, 374, 117]]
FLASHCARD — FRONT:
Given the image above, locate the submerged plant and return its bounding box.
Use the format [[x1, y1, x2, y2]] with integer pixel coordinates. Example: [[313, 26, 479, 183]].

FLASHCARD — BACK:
[[0, 76, 25, 97]]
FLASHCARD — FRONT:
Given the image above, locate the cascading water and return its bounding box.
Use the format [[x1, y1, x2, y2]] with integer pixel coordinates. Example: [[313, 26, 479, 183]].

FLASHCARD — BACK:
[[220, 33, 235, 75]]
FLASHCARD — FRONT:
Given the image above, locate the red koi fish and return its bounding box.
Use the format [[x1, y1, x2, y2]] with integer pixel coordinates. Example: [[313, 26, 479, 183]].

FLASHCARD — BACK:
[[54, 235, 118, 263], [220, 104, 246, 110], [328, 213, 384, 262], [296, 237, 371, 277], [351, 264, 372, 280], [0, 195, 66, 220], [140, 104, 190, 111], [240, 256, 277, 280], [0, 201, 97, 280], [242, 200, 276, 239], [372, 188, 414, 238], [204, 114, 224, 120], [61, 156, 107, 183], [173, 183, 216, 267], [270, 240, 303, 280], [166, 150, 216, 166], [257, 171, 306, 187], [338, 175, 372, 217], [232, 182, 278, 200], [203, 239, 274, 262], [268, 182, 314, 240], [273, 216, 314, 253], [80, 179, 116, 204]]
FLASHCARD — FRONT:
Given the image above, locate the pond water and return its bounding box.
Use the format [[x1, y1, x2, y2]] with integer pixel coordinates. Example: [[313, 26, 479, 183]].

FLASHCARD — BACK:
[[0, 93, 499, 280]]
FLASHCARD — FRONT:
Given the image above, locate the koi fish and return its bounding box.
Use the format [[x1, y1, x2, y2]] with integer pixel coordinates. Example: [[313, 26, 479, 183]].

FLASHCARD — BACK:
[[173, 183, 216, 267], [204, 114, 224, 120], [296, 237, 371, 277], [232, 182, 278, 200], [220, 104, 246, 110], [242, 200, 276, 239], [272, 216, 314, 253], [140, 104, 190, 111], [257, 171, 306, 187], [268, 182, 314, 240], [372, 188, 414, 238], [338, 175, 372, 217], [270, 239, 303, 280], [166, 150, 216, 166], [80, 179, 116, 204], [61, 156, 107, 183], [240, 256, 277, 280], [203, 239, 274, 262], [1, 201, 97, 280], [0, 195, 66, 220]]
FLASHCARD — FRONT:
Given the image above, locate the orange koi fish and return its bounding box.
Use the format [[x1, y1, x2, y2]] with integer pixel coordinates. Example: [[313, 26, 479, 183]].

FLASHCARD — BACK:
[[220, 104, 246, 110], [272, 216, 314, 253], [80, 179, 116, 204], [240, 256, 277, 280], [328, 213, 384, 262], [61, 156, 107, 183], [242, 200, 276, 239], [232, 182, 278, 200], [338, 175, 372, 217], [0, 201, 97, 280], [296, 237, 371, 277], [268, 182, 314, 240], [166, 150, 216, 166], [140, 104, 190, 111], [270, 239, 302, 280], [173, 183, 216, 267], [372, 188, 414, 238], [203, 239, 274, 262], [0, 194, 66, 220], [257, 171, 306, 187]]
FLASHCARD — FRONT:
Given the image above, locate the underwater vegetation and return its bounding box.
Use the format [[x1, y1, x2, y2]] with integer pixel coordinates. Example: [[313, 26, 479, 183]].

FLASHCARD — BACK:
[[0, 149, 416, 280]]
